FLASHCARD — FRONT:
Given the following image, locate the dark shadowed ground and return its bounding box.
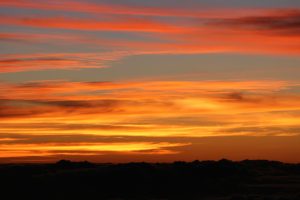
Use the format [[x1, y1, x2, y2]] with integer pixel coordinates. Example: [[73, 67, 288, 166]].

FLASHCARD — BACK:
[[1, 159, 300, 200]]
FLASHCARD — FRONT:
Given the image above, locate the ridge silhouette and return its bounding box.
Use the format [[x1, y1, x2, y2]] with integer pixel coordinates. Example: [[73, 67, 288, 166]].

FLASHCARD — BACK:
[[0, 159, 300, 200]]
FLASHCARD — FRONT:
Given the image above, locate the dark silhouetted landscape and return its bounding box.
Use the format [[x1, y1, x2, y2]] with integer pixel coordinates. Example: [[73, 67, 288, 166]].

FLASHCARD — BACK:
[[1, 159, 300, 200]]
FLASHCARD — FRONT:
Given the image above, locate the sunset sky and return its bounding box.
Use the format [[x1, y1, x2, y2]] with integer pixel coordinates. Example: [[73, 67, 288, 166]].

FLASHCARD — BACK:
[[0, 0, 300, 163]]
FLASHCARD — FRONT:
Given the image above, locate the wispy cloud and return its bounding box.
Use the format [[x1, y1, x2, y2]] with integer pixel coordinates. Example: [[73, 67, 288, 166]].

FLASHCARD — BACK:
[[0, 142, 188, 158], [1, 1, 299, 162], [0, 15, 183, 32], [209, 9, 300, 36], [0, 0, 265, 18], [0, 80, 299, 139], [0, 6, 300, 73], [0, 52, 130, 73]]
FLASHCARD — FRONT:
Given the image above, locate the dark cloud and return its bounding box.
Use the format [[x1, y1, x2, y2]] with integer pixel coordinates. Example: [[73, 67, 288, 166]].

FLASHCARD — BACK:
[[221, 92, 265, 103], [218, 92, 281, 105], [0, 105, 43, 118], [128, 116, 230, 126], [210, 9, 300, 35], [18, 99, 125, 109], [0, 57, 71, 63], [0, 97, 179, 119], [0, 122, 149, 133], [224, 92, 245, 101], [0, 133, 239, 145], [0, 99, 127, 118], [223, 125, 300, 136]]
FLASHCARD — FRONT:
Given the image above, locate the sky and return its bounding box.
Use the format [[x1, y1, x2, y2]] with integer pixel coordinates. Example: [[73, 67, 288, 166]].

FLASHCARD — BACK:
[[0, 0, 300, 163]]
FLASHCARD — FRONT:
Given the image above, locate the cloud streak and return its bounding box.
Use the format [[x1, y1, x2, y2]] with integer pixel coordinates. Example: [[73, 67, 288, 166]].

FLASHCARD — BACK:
[[0, 80, 299, 139], [210, 9, 300, 36], [0, 141, 188, 158], [0, 15, 183, 33], [1, 1, 300, 162], [1, 6, 300, 73], [0, 0, 266, 18], [0, 52, 130, 73]]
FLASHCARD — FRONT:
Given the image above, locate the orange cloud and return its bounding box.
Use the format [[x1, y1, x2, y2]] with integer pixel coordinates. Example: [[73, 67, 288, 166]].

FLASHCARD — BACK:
[[209, 9, 300, 36], [0, 142, 188, 158], [1, 2, 300, 162], [0, 0, 266, 18], [1, 34, 299, 73], [0, 80, 299, 137], [0, 80, 292, 101], [0, 52, 130, 73], [0, 15, 182, 33], [0, 8, 300, 74], [0, 8, 300, 67]]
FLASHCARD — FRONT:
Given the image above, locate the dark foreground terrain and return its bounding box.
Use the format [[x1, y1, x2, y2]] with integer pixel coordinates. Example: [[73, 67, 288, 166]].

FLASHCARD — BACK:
[[1, 159, 300, 200]]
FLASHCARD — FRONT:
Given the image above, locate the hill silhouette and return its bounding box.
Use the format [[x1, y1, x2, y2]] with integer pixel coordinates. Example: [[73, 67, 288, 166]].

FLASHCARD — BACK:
[[0, 159, 300, 200]]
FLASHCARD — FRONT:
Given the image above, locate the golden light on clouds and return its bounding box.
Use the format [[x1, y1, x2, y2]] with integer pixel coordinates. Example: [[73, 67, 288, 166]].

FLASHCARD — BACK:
[[0, 80, 300, 161], [0, 142, 188, 158], [1, 0, 300, 163]]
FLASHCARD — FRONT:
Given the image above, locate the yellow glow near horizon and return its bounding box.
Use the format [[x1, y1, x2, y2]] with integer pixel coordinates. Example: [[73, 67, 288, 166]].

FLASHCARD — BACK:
[[0, 80, 300, 161]]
